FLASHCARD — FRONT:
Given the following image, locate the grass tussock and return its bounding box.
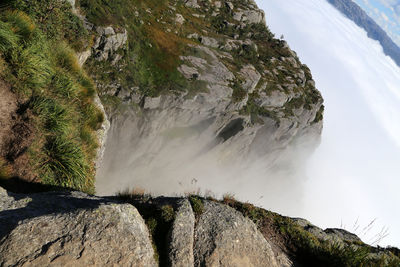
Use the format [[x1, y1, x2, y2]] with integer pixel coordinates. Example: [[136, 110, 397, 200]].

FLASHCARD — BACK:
[[0, 11, 102, 193], [0, 21, 19, 52]]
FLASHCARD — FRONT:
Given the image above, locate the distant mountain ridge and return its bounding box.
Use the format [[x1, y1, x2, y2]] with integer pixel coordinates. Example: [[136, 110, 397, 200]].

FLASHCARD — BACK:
[[327, 0, 400, 67]]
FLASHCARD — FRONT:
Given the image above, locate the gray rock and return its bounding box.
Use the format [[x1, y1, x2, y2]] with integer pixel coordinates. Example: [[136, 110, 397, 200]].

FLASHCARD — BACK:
[[239, 64, 261, 93], [94, 94, 110, 169], [292, 218, 361, 245], [257, 90, 289, 108], [226, 2, 234, 10], [144, 96, 162, 110], [185, 0, 200, 8], [176, 14, 185, 25], [93, 26, 127, 62], [324, 228, 362, 243], [233, 9, 266, 25], [178, 64, 199, 80], [180, 45, 235, 87], [199, 36, 219, 48], [77, 49, 91, 66], [169, 199, 195, 267], [0, 188, 157, 267], [194, 201, 279, 267], [214, 1, 222, 10]]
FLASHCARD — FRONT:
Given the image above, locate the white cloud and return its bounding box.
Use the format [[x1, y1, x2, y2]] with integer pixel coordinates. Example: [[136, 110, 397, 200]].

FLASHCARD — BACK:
[[381, 11, 389, 21], [256, 0, 400, 247]]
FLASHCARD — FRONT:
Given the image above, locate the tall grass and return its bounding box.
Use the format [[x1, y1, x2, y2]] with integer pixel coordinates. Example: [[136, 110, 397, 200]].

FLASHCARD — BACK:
[[10, 42, 53, 93], [41, 136, 89, 190], [3, 10, 35, 40], [0, 11, 102, 193], [0, 21, 19, 53]]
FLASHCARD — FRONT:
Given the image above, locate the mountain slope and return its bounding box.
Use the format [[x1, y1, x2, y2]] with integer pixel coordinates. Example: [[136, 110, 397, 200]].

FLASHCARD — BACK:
[[74, 0, 324, 196]]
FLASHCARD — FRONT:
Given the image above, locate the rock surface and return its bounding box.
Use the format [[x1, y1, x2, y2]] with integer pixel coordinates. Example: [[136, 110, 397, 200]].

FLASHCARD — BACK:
[[1, 187, 398, 266], [0, 187, 156, 267], [194, 201, 279, 267], [169, 199, 195, 267], [93, 26, 127, 62]]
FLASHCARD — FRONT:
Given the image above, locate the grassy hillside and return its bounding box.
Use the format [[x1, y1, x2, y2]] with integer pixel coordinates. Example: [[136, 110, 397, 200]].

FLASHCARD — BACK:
[[77, 0, 321, 121], [0, 6, 102, 193]]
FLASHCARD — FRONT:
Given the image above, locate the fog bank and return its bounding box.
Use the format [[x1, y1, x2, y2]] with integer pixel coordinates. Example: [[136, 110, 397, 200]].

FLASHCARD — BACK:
[[256, 0, 400, 247]]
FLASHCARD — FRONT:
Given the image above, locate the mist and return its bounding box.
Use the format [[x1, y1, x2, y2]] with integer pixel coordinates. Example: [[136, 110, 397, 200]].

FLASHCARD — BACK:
[[256, 0, 400, 247], [97, 107, 317, 216], [96, 0, 400, 249]]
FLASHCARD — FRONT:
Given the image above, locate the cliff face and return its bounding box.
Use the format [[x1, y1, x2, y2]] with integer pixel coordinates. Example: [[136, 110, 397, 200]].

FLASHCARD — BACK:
[[1, 186, 399, 266], [74, 0, 324, 195]]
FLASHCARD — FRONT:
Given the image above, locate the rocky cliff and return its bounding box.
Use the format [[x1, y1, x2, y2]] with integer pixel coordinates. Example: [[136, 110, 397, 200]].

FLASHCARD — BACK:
[[68, 0, 324, 196], [1, 186, 399, 266]]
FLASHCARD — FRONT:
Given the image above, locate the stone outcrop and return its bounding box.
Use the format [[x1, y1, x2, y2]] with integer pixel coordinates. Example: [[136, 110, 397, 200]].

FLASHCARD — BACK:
[[194, 201, 279, 267], [293, 218, 362, 244], [168, 199, 195, 266], [1, 187, 399, 266], [0, 187, 156, 267], [93, 26, 128, 63], [0, 187, 282, 267]]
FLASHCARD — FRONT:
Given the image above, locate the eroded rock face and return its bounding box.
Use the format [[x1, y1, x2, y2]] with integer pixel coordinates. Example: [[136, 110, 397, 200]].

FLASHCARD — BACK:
[[90, 0, 324, 199], [93, 26, 127, 62], [0, 187, 156, 267], [194, 201, 279, 267]]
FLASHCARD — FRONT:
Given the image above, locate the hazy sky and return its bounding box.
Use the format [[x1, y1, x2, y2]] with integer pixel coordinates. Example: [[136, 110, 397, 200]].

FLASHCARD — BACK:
[[354, 0, 400, 47], [256, 0, 400, 247]]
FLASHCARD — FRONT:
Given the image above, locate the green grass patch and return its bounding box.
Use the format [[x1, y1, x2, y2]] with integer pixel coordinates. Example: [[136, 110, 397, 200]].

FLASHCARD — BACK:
[[0, 11, 102, 193], [8, 0, 89, 51], [189, 195, 204, 216]]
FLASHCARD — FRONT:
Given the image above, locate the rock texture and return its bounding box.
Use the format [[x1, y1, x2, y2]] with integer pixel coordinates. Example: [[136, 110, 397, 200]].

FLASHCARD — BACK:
[[93, 26, 128, 62], [194, 201, 278, 267], [293, 218, 362, 245], [169, 199, 195, 267], [1, 187, 399, 266], [0, 187, 156, 267]]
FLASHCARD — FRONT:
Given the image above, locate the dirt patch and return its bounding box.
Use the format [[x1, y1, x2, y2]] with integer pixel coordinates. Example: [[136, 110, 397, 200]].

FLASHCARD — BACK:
[[0, 79, 17, 152], [257, 216, 295, 265], [0, 79, 37, 183]]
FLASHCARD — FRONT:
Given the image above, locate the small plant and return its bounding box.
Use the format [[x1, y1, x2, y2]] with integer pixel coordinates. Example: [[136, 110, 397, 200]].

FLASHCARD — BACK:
[[117, 187, 151, 200], [231, 79, 247, 103], [146, 217, 158, 236], [222, 193, 236, 206], [160, 205, 175, 223], [189, 195, 204, 216]]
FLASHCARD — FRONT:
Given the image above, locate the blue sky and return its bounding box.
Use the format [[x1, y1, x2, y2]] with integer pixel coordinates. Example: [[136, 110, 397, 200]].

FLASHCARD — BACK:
[[354, 0, 400, 46]]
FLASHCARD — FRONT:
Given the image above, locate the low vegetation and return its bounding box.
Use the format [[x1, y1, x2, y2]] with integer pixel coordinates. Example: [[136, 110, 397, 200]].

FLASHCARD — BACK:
[[0, 9, 102, 193], [221, 195, 400, 267], [117, 190, 176, 266]]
